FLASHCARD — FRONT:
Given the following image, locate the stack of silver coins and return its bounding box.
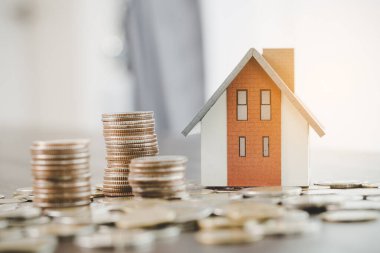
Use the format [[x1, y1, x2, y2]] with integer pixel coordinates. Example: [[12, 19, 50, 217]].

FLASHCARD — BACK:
[[101, 112, 159, 197], [129, 156, 188, 199], [31, 139, 91, 208]]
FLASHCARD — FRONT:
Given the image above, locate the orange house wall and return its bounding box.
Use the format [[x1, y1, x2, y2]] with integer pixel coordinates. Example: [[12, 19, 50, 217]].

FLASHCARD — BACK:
[[227, 58, 281, 186]]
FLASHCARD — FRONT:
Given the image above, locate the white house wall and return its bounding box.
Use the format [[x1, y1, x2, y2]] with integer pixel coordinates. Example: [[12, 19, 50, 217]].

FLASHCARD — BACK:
[[281, 94, 309, 186], [201, 91, 227, 186]]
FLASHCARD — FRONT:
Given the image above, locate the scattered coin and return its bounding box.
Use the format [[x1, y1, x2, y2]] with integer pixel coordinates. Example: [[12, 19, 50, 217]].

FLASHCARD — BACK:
[[321, 210, 379, 223], [314, 181, 362, 189], [198, 217, 242, 230], [328, 200, 380, 211], [195, 229, 262, 245], [75, 229, 155, 249], [224, 202, 284, 223], [0, 198, 28, 204], [241, 186, 302, 198], [0, 236, 57, 253], [116, 206, 176, 229]]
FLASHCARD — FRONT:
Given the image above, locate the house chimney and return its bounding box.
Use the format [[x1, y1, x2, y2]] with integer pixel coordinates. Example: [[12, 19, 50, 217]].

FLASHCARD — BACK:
[[262, 48, 294, 92]]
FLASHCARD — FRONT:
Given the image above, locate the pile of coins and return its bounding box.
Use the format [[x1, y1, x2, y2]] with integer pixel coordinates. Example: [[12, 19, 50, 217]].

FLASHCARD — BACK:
[[31, 139, 91, 208], [102, 112, 159, 197], [129, 156, 188, 199]]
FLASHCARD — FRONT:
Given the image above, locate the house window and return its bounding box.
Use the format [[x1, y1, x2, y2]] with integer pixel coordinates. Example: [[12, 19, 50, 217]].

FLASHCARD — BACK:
[[260, 90, 271, 120], [237, 90, 248, 120], [263, 136, 269, 157], [239, 136, 246, 157]]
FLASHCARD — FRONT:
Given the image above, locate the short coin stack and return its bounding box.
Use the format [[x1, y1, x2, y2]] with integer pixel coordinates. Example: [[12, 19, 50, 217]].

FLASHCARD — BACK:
[[129, 156, 188, 199], [31, 139, 91, 208], [102, 112, 159, 197]]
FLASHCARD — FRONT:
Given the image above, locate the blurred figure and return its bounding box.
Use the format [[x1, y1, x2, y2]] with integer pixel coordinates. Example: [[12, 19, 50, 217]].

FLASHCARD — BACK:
[[125, 0, 205, 135]]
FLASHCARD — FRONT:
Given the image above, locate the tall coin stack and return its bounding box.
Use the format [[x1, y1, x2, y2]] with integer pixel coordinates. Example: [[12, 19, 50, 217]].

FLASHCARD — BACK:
[[31, 139, 91, 208], [129, 156, 188, 199], [102, 112, 159, 197]]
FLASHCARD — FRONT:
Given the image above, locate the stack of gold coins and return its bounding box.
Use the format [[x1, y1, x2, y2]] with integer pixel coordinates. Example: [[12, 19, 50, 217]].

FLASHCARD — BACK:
[[31, 139, 91, 208], [101, 112, 159, 197], [129, 156, 188, 199]]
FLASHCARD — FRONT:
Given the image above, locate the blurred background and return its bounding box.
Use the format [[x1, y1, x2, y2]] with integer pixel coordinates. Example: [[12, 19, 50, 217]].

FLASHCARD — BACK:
[[1, 0, 380, 189]]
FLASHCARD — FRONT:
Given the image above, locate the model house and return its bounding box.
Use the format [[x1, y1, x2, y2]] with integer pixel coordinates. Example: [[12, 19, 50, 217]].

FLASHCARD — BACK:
[[182, 48, 325, 187]]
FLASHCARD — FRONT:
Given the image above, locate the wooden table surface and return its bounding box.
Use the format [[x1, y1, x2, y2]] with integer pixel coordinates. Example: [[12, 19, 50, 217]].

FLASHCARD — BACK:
[[1, 129, 380, 253]]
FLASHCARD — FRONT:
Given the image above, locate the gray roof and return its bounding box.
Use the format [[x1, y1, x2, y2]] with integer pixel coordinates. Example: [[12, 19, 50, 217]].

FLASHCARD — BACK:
[[182, 48, 325, 137]]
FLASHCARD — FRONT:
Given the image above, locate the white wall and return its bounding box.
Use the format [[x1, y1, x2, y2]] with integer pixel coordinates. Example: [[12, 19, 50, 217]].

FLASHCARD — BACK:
[[281, 95, 309, 186], [201, 91, 227, 186]]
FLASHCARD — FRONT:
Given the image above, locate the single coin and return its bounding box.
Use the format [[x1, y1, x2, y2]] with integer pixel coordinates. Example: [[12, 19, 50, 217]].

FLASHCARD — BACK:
[[0, 198, 27, 204], [102, 111, 153, 117], [198, 217, 242, 230], [106, 142, 159, 148], [102, 115, 154, 122], [42, 223, 95, 238], [33, 185, 90, 193], [33, 199, 91, 208], [0, 194, 4, 199], [31, 164, 90, 171], [31, 158, 89, 166], [103, 118, 155, 123], [130, 155, 188, 165], [362, 182, 380, 188], [282, 195, 349, 213], [116, 206, 175, 229], [195, 229, 262, 245], [105, 138, 157, 145], [31, 152, 89, 160], [129, 174, 185, 182], [107, 148, 159, 154], [0, 236, 57, 252], [103, 123, 155, 129], [314, 181, 362, 189], [33, 191, 91, 199], [104, 168, 130, 173], [103, 127, 155, 134], [328, 200, 380, 211], [225, 202, 284, 222], [15, 187, 33, 195], [33, 180, 90, 188], [75, 230, 155, 249], [0, 206, 41, 220], [241, 186, 302, 198], [321, 210, 379, 222], [30, 147, 89, 155], [103, 192, 133, 197]]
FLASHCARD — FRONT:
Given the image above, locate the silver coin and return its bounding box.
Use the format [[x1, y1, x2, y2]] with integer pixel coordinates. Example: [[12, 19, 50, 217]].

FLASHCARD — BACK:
[[321, 210, 379, 222], [0, 198, 27, 204], [0, 236, 57, 253], [15, 187, 33, 195], [0, 206, 41, 219], [241, 186, 302, 198], [0, 194, 4, 199], [314, 181, 362, 189], [75, 229, 155, 249], [195, 229, 262, 245]]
